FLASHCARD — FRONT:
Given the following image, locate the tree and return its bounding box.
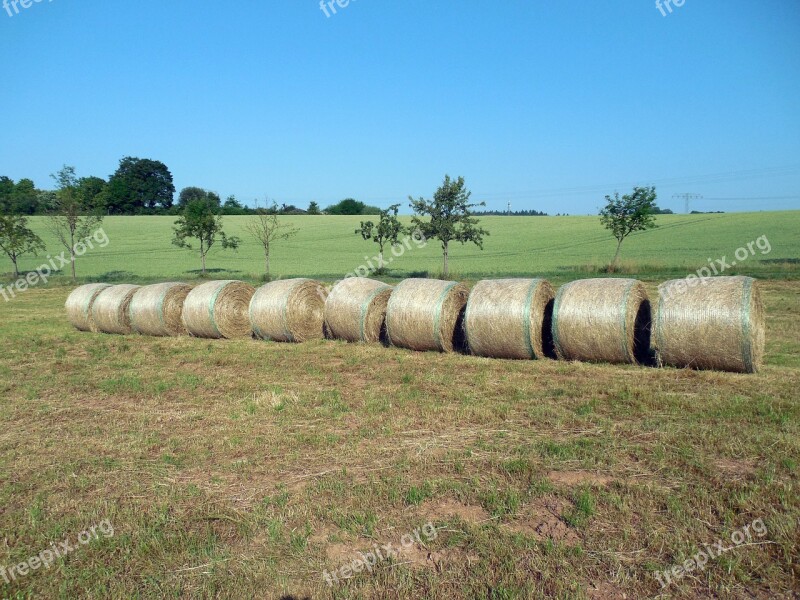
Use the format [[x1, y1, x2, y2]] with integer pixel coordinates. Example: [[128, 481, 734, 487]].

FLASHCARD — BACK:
[[325, 199, 381, 215], [222, 195, 249, 215], [47, 166, 104, 281], [410, 175, 488, 278], [245, 201, 299, 279], [78, 176, 107, 212], [355, 203, 404, 273], [307, 201, 321, 215], [105, 157, 175, 214], [172, 197, 241, 275], [0, 214, 45, 278], [599, 186, 658, 270], [178, 186, 220, 210]]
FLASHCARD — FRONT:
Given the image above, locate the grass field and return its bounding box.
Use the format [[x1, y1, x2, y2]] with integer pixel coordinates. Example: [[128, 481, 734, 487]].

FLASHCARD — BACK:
[[5, 211, 800, 285], [1, 213, 799, 599]]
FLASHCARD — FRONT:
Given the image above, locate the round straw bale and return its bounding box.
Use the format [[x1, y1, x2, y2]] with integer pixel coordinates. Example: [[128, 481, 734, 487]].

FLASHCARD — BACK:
[[465, 278, 556, 360], [324, 278, 393, 343], [250, 278, 328, 342], [655, 276, 765, 373], [129, 282, 193, 337], [91, 284, 141, 335], [552, 278, 651, 365], [182, 280, 255, 339], [385, 278, 469, 353], [65, 283, 113, 332]]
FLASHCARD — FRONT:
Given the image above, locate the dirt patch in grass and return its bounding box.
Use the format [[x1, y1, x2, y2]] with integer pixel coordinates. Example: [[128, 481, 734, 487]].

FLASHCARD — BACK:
[[419, 498, 490, 524], [713, 458, 757, 479], [504, 497, 580, 544], [584, 580, 630, 599], [547, 470, 614, 487]]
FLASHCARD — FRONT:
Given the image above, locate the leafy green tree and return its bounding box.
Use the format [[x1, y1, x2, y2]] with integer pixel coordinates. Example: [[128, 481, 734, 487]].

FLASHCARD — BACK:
[[0, 213, 45, 277], [178, 186, 220, 210], [410, 175, 488, 278], [245, 201, 298, 279], [355, 203, 404, 273], [325, 199, 381, 215], [599, 186, 658, 270], [78, 176, 107, 212], [172, 198, 241, 275], [307, 201, 321, 215], [0, 177, 40, 215], [47, 166, 104, 281], [105, 157, 175, 214]]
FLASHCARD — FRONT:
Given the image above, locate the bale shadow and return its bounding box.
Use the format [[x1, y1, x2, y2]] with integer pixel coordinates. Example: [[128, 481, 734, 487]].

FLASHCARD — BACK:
[[185, 268, 242, 275], [541, 298, 557, 359], [634, 300, 656, 367], [452, 305, 469, 354]]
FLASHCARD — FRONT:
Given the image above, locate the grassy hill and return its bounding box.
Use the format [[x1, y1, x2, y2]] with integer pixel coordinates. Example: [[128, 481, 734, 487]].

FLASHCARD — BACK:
[[8, 210, 800, 284]]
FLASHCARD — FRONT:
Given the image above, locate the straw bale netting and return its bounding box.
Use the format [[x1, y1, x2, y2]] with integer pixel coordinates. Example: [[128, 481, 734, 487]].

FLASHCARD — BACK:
[[655, 276, 765, 373], [182, 280, 255, 339], [65, 283, 113, 332], [129, 282, 193, 337], [324, 278, 393, 343], [385, 278, 469, 353], [91, 284, 141, 335], [465, 278, 556, 360], [250, 278, 328, 342], [552, 278, 651, 365]]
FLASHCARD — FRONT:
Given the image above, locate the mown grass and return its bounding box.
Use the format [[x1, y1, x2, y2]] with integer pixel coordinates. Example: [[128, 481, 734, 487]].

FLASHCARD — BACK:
[[0, 279, 798, 599]]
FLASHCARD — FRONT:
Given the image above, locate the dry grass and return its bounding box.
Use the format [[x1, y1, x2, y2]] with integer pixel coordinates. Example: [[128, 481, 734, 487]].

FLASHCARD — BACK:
[[65, 283, 112, 332], [0, 280, 798, 599], [129, 282, 193, 337], [324, 278, 393, 344], [90, 284, 140, 335], [656, 276, 766, 373], [250, 278, 328, 343], [182, 280, 255, 339]]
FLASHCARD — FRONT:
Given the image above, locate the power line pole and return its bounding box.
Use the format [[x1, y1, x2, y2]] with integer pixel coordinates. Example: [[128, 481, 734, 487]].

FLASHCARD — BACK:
[[672, 193, 703, 214], [507, 201, 511, 216]]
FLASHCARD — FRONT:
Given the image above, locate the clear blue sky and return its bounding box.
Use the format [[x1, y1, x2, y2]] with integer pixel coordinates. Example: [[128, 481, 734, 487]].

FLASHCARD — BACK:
[[2, 0, 799, 214]]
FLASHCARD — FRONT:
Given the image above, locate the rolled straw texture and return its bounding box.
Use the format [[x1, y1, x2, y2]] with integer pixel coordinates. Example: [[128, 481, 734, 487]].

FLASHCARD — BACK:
[[552, 278, 651, 365], [250, 278, 328, 343], [385, 278, 469, 353], [182, 280, 255, 339], [129, 282, 193, 337], [465, 278, 556, 360], [65, 283, 112, 332], [91, 284, 141, 335], [655, 276, 765, 373], [324, 278, 393, 343]]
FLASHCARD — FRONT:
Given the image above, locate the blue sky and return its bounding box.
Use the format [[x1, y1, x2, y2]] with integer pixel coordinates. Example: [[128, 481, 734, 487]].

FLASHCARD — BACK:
[[2, 0, 799, 214]]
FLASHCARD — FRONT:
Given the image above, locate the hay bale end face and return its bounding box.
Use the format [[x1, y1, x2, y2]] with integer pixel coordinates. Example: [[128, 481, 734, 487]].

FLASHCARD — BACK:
[[385, 278, 469, 353], [465, 278, 556, 360], [552, 278, 651, 365], [182, 280, 255, 339], [90, 284, 141, 335], [129, 282, 193, 337], [65, 283, 113, 332], [324, 278, 393, 343], [250, 278, 328, 343], [655, 276, 765, 373]]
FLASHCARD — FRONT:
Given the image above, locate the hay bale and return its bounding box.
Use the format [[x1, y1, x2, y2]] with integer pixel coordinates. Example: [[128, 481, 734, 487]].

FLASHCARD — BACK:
[[65, 283, 113, 332], [91, 284, 141, 335], [129, 282, 193, 337], [250, 278, 328, 342], [182, 280, 255, 339], [655, 276, 765, 373], [465, 278, 556, 360], [552, 278, 651, 365], [324, 278, 393, 343], [385, 278, 469, 353]]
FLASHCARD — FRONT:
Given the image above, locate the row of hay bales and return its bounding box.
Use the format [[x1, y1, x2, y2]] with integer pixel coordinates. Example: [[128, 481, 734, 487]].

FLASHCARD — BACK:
[[66, 275, 765, 373]]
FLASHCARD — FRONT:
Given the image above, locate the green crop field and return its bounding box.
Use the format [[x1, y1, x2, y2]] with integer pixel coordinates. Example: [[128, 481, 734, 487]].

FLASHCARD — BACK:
[[1, 211, 798, 599], [6, 210, 800, 286]]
